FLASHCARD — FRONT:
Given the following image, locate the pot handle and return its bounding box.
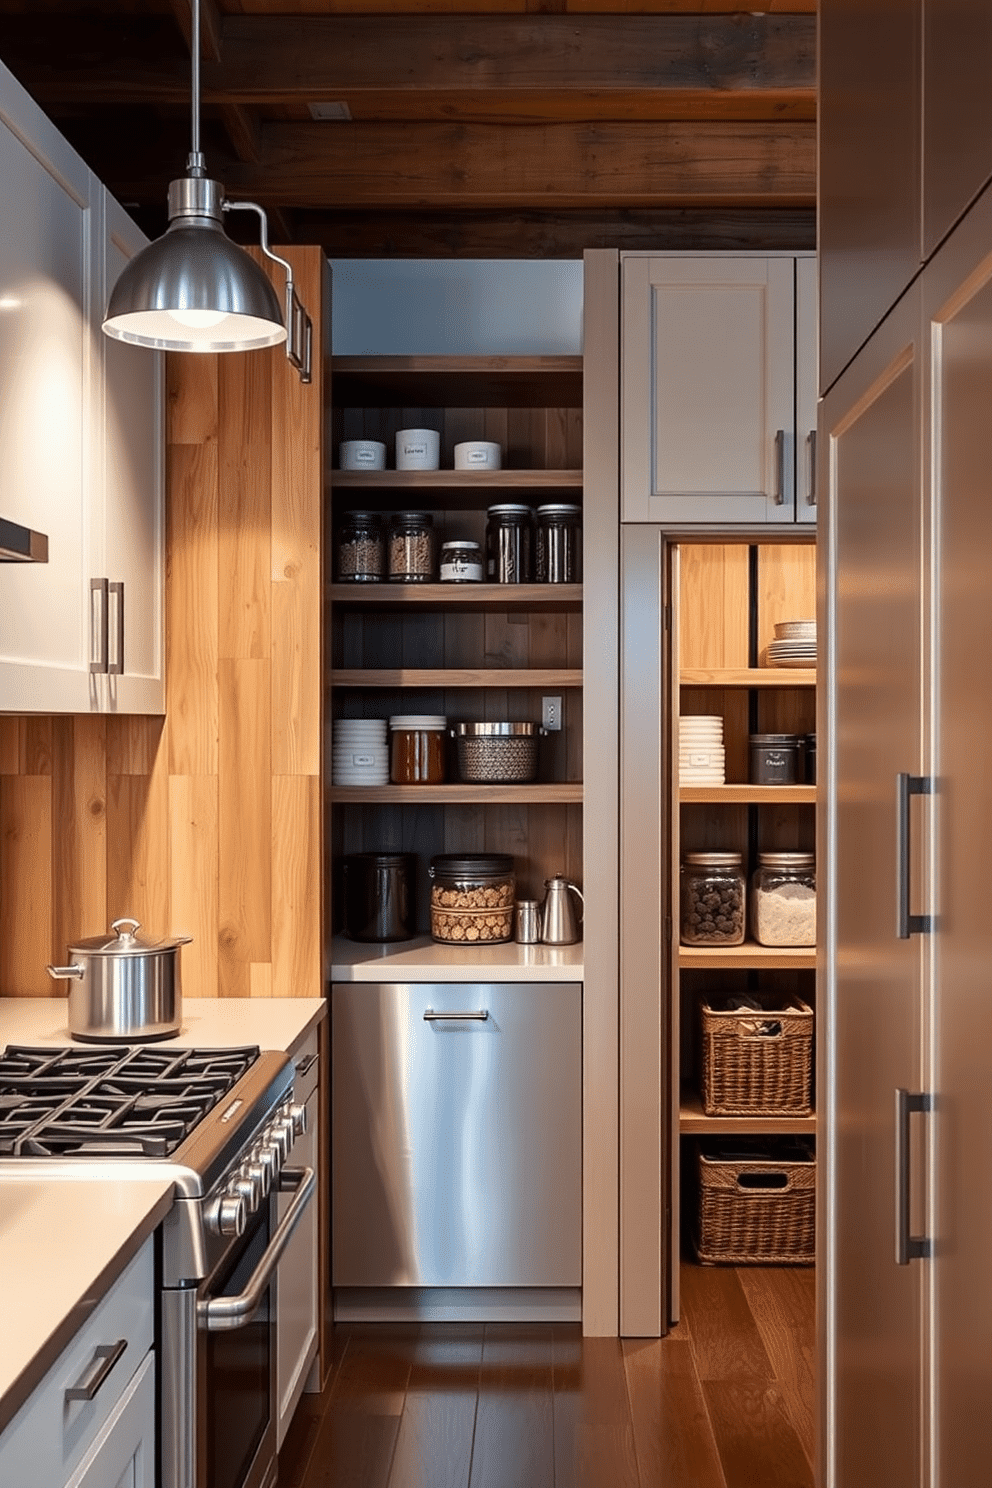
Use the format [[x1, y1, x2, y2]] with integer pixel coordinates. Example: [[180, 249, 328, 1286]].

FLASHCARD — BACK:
[[47, 964, 85, 980], [111, 917, 141, 940], [567, 881, 585, 923]]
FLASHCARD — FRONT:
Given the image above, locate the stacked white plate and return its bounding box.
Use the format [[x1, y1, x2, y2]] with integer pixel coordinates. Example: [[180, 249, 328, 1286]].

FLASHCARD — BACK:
[[333, 719, 389, 785], [768, 618, 817, 667], [680, 714, 725, 784]]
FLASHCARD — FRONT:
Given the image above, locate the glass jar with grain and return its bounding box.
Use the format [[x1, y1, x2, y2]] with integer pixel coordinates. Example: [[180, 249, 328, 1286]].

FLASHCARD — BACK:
[[388, 511, 436, 582]]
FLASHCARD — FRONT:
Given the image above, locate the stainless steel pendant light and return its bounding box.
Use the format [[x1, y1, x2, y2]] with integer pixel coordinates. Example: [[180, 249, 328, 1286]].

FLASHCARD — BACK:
[[102, 0, 311, 380]]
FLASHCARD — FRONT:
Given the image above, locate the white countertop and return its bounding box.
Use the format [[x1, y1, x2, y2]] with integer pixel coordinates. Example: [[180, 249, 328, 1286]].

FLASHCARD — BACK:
[[330, 934, 583, 982], [0, 995, 325, 1054], [0, 1175, 173, 1436], [0, 994, 326, 1438]]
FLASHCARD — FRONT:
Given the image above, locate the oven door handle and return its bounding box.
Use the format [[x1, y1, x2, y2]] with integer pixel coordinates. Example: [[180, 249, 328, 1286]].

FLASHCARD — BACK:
[[196, 1165, 315, 1333]]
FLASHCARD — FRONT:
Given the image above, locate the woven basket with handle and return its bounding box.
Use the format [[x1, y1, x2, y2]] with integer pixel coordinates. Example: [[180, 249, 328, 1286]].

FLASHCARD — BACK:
[[694, 1139, 815, 1265], [700, 993, 813, 1117]]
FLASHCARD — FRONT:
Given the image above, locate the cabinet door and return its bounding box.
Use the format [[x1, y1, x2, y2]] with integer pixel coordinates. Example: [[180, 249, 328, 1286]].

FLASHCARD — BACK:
[[67, 1351, 155, 1488], [621, 256, 796, 524], [819, 0, 922, 392], [795, 256, 819, 525], [276, 1072, 319, 1448], [923, 0, 992, 258], [0, 65, 100, 712], [820, 282, 926, 1488], [332, 981, 582, 1288], [99, 191, 165, 714], [923, 190, 992, 1488]]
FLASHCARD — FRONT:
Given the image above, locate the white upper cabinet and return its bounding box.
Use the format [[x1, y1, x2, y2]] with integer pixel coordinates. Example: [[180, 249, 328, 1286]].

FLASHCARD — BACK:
[[0, 60, 164, 714], [621, 254, 817, 526]]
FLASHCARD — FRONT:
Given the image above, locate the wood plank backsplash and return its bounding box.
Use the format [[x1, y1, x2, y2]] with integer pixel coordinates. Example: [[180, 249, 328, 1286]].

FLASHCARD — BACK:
[[0, 248, 327, 999]]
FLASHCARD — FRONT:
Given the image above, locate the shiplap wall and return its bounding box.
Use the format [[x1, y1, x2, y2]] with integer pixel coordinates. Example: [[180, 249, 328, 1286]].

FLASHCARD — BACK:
[[0, 248, 327, 1000]]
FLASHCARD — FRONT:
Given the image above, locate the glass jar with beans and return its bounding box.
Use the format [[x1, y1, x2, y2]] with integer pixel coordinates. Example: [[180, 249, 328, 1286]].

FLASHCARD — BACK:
[[388, 511, 436, 582], [680, 851, 746, 946]]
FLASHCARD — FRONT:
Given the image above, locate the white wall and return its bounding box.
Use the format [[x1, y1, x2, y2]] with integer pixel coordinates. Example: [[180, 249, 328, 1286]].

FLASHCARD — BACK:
[[330, 259, 583, 356]]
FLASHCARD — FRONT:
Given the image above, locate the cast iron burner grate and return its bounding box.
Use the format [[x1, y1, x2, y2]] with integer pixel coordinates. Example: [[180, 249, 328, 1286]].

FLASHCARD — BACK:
[[0, 1044, 260, 1157]]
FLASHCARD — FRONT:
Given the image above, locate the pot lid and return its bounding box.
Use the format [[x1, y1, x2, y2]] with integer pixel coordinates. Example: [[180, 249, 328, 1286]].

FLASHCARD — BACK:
[[67, 918, 193, 956]]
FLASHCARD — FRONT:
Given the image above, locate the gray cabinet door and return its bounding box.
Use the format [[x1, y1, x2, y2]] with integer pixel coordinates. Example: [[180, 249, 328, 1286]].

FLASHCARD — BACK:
[[819, 0, 922, 392], [795, 256, 819, 525], [621, 255, 797, 525], [820, 282, 926, 1488], [923, 189, 992, 1488], [923, 0, 992, 257], [332, 981, 582, 1288]]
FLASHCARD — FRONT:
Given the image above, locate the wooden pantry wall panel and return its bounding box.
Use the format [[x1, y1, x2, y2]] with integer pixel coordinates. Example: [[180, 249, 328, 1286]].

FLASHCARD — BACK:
[[0, 248, 327, 999]]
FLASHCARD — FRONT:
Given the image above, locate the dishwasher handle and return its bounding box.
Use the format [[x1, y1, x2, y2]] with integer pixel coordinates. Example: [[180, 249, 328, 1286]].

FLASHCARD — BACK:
[[197, 1166, 315, 1333], [423, 1008, 489, 1021]]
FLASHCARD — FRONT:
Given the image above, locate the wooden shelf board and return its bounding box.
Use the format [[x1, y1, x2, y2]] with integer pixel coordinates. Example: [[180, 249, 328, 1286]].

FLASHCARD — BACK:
[[332, 355, 583, 408], [679, 1088, 817, 1136], [330, 668, 582, 689], [680, 668, 816, 688], [678, 942, 817, 970], [679, 784, 816, 804], [332, 468, 582, 490], [327, 583, 582, 612], [328, 782, 583, 805]]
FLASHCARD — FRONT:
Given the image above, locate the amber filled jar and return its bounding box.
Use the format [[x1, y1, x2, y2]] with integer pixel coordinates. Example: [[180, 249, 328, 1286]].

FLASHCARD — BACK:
[[388, 511, 436, 582], [336, 510, 385, 583], [680, 851, 746, 946], [389, 715, 447, 784]]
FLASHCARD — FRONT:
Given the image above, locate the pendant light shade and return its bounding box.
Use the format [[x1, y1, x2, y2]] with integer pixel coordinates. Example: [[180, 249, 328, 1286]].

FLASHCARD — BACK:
[[103, 216, 286, 353]]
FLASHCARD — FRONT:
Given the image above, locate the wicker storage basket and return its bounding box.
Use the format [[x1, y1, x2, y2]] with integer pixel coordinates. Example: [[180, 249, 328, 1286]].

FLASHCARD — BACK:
[[700, 993, 813, 1117], [694, 1139, 815, 1265]]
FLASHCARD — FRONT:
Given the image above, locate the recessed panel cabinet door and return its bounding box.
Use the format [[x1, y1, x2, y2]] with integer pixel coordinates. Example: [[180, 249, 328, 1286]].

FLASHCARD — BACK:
[[0, 77, 99, 712], [821, 282, 925, 1488], [621, 256, 796, 524]]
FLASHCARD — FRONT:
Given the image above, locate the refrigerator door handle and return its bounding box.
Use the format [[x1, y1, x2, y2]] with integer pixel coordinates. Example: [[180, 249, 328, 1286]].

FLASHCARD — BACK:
[[895, 1087, 932, 1264], [896, 772, 934, 938]]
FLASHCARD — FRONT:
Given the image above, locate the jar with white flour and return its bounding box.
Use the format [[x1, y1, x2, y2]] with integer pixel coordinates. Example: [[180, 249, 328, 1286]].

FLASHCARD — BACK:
[[751, 852, 816, 946]]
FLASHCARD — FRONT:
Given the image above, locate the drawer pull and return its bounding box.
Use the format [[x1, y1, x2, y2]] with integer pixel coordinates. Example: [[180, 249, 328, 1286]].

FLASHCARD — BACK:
[[423, 1008, 489, 1021], [65, 1338, 127, 1403]]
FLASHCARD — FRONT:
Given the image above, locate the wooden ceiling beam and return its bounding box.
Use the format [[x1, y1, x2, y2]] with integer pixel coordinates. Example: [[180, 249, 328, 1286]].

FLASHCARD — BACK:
[[110, 119, 815, 210], [165, 0, 267, 170]]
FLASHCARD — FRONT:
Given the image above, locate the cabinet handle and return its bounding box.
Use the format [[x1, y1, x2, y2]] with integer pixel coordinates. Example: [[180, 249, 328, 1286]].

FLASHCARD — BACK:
[[895, 1088, 932, 1264], [896, 773, 934, 938], [774, 429, 786, 505], [423, 1008, 489, 1021], [806, 430, 817, 506], [89, 578, 109, 674], [65, 1339, 127, 1402], [108, 581, 124, 674]]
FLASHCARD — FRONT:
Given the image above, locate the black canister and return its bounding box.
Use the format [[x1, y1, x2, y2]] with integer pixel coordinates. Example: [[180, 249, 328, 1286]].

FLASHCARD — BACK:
[[485, 503, 533, 583], [749, 733, 800, 785], [341, 852, 416, 941], [535, 503, 582, 583], [804, 733, 817, 784]]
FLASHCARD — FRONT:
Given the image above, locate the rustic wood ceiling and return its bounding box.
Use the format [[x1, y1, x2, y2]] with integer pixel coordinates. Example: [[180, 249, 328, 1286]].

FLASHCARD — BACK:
[[0, 0, 816, 256]]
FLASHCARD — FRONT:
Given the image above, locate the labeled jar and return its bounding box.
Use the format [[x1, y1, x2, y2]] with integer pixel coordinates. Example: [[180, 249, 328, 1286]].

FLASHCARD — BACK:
[[389, 715, 447, 784], [749, 733, 800, 785], [336, 510, 385, 583], [485, 504, 533, 584], [388, 511, 435, 582], [751, 852, 816, 946], [680, 852, 746, 946], [535, 503, 582, 583], [429, 853, 516, 944], [439, 540, 484, 583]]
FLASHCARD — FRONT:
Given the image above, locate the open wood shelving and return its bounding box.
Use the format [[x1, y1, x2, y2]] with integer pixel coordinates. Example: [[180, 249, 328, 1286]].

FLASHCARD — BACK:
[[680, 667, 816, 688], [328, 782, 582, 805], [679, 783, 816, 804], [333, 468, 582, 491], [677, 941, 816, 970], [678, 1087, 817, 1136], [328, 582, 582, 612], [331, 667, 582, 690]]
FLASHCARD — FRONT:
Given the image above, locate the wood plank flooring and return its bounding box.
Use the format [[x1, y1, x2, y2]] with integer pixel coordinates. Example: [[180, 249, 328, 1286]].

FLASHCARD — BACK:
[[279, 1264, 815, 1488]]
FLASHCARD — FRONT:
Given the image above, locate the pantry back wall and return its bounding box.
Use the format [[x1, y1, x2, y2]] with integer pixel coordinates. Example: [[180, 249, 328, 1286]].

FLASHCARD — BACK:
[[0, 248, 327, 1001]]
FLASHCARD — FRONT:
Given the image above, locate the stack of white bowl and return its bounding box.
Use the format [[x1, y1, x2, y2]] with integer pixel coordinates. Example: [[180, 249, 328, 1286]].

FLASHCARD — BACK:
[[333, 719, 389, 786], [767, 619, 817, 667], [680, 715, 725, 785]]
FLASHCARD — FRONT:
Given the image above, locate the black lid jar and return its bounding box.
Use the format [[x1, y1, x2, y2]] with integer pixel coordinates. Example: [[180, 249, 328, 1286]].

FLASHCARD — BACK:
[[485, 504, 533, 584], [336, 510, 385, 583], [428, 853, 516, 944], [535, 503, 582, 583], [388, 511, 436, 582]]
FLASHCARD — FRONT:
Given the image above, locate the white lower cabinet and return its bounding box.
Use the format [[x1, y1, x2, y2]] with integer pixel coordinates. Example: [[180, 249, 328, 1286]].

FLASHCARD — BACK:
[[0, 1238, 154, 1488], [276, 1033, 320, 1449]]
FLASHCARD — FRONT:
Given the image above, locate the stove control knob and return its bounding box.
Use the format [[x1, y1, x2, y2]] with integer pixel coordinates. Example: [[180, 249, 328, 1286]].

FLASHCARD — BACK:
[[233, 1170, 261, 1211], [255, 1142, 280, 1187], [268, 1119, 293, 1164], [244, 1156, 271, 1198], [206, 1192, 247, 1239], [288, 1103, 307, 1139]]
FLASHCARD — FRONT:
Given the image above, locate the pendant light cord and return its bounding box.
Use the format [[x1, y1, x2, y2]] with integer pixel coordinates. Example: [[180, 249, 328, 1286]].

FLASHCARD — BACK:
[[188, 0, 205, 176]]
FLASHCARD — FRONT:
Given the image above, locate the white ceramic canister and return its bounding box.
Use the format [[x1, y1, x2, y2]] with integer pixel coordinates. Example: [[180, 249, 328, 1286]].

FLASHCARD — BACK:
[[340, 439, 386, 471], [454, 440, 502, 471], [395, 428, 441, 471]]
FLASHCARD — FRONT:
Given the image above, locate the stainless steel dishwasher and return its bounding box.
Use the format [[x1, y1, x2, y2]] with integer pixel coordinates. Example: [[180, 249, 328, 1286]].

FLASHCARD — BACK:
[[331, 981, 581, 1288]]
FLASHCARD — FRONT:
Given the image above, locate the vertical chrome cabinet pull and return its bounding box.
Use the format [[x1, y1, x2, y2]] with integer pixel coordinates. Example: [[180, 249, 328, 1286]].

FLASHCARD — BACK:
[[895, 1088, 932, 1264], [896, 773, 934, 938], [108, 581, 124, 674], [89, 578, 109, 674], [774, 429, 786, 504], [65, 1338, 127, 1402], [806, 430, 818, 506]]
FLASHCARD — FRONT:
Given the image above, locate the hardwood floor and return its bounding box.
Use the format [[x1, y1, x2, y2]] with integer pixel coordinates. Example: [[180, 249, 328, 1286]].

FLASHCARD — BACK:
[[279, 1264, 815, 1488]]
